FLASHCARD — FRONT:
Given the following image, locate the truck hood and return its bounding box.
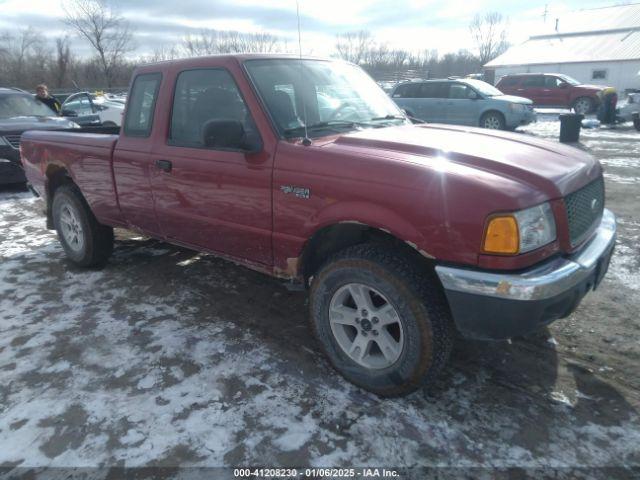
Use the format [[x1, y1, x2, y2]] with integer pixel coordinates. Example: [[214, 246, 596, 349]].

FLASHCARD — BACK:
[[0, 116, 79, 133], [329, 123, 601, 198]]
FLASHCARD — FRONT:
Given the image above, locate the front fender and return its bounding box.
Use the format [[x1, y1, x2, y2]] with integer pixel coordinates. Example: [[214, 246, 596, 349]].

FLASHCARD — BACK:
[[306, 200, 434, 258]]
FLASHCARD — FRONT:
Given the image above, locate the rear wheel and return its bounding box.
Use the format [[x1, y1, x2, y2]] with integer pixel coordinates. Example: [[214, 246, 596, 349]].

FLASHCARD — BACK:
[[52, 184, 114, 267], [573, 97, 594, 115], [480, 111, 505, 130], [309, 244, 454, 397]]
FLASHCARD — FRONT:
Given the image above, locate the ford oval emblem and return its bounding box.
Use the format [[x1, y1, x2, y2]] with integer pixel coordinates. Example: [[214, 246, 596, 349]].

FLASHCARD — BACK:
[[591, 198, 599, 212]]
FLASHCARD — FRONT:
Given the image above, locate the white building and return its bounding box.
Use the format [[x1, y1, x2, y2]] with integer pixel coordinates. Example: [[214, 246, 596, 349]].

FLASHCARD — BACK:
[[485, 3, 640, 93]]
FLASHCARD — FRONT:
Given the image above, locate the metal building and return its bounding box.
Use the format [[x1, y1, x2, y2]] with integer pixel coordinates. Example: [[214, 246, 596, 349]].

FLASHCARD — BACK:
[[484, 3, 640, 93]]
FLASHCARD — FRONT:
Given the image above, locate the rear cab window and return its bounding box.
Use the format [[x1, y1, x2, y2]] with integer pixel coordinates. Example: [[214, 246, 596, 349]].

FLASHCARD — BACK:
[[123, 72, 162, 137]]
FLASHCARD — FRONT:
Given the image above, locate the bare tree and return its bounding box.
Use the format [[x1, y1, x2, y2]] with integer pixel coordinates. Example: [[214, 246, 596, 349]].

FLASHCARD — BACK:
[[469, 12, 509, 65], [146, 45, 182, 62], [0, 27, 46, 86], [53, 37, 72, 88], [63, 0, 134, 87], [334, 30, 374, 65], [183, 30, 283, 56]]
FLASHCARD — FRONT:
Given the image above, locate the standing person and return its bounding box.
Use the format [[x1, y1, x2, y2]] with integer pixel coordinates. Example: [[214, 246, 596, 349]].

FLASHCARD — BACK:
[[34, 84, 62, 115]]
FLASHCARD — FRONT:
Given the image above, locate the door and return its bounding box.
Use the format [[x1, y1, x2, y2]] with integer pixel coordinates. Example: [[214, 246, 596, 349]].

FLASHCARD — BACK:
[[543, 76, 570, 107], [391, 83, 422, 119], [519, 75, 546, 106], [112, 72, 164, 235], [149, 68, 273, 265], [444, 83, 482, 125], [417, 82, 449, 123]]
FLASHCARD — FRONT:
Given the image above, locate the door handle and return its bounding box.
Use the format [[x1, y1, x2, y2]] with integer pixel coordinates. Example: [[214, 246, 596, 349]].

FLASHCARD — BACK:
[[155, 159, 172, 172]]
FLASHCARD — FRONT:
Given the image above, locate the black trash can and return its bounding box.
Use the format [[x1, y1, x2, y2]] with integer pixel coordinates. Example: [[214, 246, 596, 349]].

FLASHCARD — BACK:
[[559, 113, 584, 143], [633, 112, 640, 132]]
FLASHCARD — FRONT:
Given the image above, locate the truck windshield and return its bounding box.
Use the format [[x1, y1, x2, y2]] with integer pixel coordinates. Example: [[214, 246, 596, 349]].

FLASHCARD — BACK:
[[245, 59, 407, 138], [0, 93, 56, 119]]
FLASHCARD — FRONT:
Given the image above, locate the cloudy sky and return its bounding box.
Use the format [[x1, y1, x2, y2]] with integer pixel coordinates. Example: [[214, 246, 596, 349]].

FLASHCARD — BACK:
[[0, 0, 618, 57]]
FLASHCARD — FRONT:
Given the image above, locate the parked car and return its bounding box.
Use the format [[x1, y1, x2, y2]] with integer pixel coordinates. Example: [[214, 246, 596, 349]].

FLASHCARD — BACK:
[[616, 92, 640, 123], [21, 55, 616, 396], [496, 73, 606, 114], [390, 79, 536, 130], [0, 87, 80, 185], [62, 92, 125, 126]]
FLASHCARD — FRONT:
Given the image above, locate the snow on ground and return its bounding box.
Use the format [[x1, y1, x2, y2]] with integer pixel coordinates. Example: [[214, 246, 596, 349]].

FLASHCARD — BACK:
[[0, 116, 639, 477]]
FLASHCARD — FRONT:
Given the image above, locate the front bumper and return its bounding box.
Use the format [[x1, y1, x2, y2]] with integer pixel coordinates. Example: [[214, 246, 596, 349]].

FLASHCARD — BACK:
[[0, 147, 25, 185], [436, 209, 616, 340], [506, 108, 537, 128]]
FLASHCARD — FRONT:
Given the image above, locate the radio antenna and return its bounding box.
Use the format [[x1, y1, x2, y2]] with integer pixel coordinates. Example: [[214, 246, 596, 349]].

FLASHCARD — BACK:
[[296, 0, 311, 146]]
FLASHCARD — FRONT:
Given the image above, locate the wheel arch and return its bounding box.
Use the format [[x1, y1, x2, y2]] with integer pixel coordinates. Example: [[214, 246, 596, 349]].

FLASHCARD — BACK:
[[479, 109, 505, 126], [44, 164, 77, 229], [298, 221, 436, 287]]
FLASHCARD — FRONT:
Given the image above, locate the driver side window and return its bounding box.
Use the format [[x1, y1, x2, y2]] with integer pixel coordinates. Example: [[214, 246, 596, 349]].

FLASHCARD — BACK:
[[169, 68, 260, 150], [545, 77, 563, 88]]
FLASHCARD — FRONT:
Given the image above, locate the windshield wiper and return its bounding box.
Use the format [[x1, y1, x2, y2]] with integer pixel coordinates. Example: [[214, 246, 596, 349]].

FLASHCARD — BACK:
[[369, 114, 407, 122], [283, 121, 361, 136]]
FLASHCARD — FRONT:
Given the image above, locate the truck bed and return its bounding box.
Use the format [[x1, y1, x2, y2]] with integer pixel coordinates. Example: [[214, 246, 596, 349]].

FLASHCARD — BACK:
[[21, 128, 124, 226]]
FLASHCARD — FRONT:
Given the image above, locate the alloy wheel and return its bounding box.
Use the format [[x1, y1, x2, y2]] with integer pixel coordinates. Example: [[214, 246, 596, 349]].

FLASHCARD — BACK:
[[59, 202, 85, 252], [329, 283, 404, 369]]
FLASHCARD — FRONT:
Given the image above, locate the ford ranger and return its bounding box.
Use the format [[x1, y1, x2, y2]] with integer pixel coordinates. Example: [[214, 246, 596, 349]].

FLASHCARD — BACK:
[[21, 55, 617, 396]]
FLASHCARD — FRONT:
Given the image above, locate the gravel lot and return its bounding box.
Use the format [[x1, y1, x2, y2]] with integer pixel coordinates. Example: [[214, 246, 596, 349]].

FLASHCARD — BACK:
[[0, 116, 639, 478]]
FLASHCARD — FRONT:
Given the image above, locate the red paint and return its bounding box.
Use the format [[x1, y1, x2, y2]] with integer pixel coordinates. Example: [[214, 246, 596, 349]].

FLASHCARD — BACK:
[[21, 55, 604, 280], [497, 73, 606, 110]]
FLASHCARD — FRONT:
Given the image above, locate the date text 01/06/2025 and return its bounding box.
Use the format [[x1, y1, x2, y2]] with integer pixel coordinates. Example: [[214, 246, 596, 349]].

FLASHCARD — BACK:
[[233, 467, 400, 478]]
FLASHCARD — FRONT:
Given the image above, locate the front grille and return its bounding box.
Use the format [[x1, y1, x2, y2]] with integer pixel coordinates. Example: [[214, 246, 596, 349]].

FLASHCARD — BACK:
[[3, 135, 21, 150], [565, 177, 605, 246]]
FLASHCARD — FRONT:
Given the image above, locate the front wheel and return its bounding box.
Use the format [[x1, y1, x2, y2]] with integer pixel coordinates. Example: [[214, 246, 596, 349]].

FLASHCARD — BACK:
[[52, 184, 114, 267], [480, 111, 505, 130], [573, 97, 594, 115], [309, 244, 454, 397]]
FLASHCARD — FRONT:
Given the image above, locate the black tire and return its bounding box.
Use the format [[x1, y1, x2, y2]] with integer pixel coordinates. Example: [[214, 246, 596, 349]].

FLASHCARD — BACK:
[[52, 184, 114, 267], [480, 111, 506, 130], [572, 97, 594, 115], [309, 244, 454, 397], [102, 121, 117, 127]]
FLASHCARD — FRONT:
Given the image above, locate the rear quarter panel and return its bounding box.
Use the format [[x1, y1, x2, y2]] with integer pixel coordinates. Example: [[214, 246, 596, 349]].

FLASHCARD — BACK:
[[21, 130, 123, 225]]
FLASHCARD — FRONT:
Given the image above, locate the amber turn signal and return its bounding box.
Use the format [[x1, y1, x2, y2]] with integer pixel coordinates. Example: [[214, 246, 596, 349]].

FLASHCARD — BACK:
[[483, 216, 519, 254]]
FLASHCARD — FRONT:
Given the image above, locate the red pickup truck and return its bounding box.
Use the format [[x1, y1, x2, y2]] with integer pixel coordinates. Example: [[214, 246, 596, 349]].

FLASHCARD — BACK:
[[21, 55, 616, 396]]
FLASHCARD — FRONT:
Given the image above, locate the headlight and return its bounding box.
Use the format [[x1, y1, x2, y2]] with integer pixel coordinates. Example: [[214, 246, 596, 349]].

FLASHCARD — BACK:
[[0, 137, 8, 146], [483, 202, 556, 254], [509, 103, 527, 113]]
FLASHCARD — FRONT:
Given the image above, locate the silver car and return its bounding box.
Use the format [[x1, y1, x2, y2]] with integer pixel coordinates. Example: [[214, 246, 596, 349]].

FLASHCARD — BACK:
[[391, 79, 536, 130]]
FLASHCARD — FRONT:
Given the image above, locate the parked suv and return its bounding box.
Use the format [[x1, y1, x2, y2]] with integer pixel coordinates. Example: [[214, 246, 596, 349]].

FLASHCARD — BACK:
[[496, 73, 605, 114], [391, 79, 535, 130], [0, 87, 79, 185]]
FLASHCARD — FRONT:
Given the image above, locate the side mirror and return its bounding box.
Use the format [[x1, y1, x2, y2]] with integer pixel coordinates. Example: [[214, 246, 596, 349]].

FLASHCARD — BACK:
[[467, 90, 479, 100], [61, 109, 78, 117], [202, 119, 259, 151], [559, 82, 569, 89]]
